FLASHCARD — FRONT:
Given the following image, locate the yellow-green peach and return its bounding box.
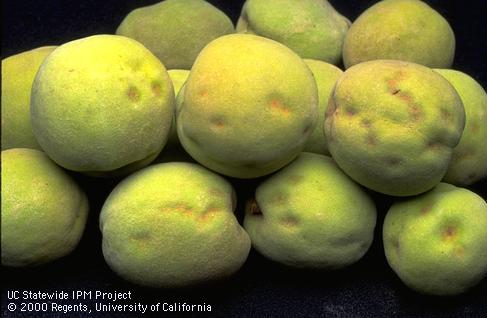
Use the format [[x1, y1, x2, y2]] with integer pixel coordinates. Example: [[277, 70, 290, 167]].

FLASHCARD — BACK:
[[100, 162, 250, 288], [1, 46, 56, 150], [435, 69, 487, 185], [343, 0, 455, 69], [303, 59, 343, 155], [31, 35, 175, 176], [1, 148, 89, 267], [237, 0, 350, 65], [167, 69, 190, 146], [177, 34, 318, 178], [244, 153, 376, 269], [383, 183, 487, 295], [325, 60, 465, 196], [117, 0, 235, 70]]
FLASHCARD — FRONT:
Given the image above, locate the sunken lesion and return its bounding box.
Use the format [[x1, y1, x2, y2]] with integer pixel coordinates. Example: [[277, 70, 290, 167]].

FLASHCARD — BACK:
[[269, 99, 291, 117], [127, 86, 141, 102], [151, 81, 162, 96], [280, 215, 299, 228], [442, 225, 457, 241], [210, 116, 225, 130], [162, 203, 194, 217], [366, 132, 378, 147], [198, 207, 220, 222], [386, 71, 423, 121], [420, 201, 434, 215]]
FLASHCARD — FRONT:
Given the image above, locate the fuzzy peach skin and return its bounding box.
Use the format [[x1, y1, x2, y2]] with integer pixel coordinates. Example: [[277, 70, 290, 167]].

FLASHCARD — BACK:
[[2, 148, 89, 267], [177, 34, 318, 178], [383, 183, 487, 295], [237, 0, 350, 65], [1, 46, 56, 150], [30, 35, 175, 176], [325, 60, 465, 196], [435, 69, 487, 186], [343, 0, 455, 69], [100, 162, 250, 288], [117, 0, 234, 70]]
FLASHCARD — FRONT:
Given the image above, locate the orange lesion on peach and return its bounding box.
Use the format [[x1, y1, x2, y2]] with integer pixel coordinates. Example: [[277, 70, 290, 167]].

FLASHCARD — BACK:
[[198, 207, 219, 222], [127, 86, 140, 102], [163, 204, 193, 217], [420, 202, 433, 214], [151, 82, 162, 96], [269, 99, 291, 117], [281, 216, 299, 228], [442, 226, 457, 241]]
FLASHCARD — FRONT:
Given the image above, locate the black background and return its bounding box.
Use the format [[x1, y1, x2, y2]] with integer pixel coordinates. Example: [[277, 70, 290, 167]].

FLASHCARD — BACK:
[[2, 1, 487, 317]]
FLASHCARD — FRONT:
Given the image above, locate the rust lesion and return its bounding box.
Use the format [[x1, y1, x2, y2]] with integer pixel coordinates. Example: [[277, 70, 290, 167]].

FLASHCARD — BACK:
[[442, 226, 457, 241], [162, 204, 193, 217], [151, 81, 162, 96], [127, 86, 140, 102], [269, 99, 291, 117], [210, 117, 225, 129], [386, 71, 407, 91], [281, 216, 299, 228], [198, 207, 219, 222], [386, 71, 422, 120], [420, 202, 433, 214]]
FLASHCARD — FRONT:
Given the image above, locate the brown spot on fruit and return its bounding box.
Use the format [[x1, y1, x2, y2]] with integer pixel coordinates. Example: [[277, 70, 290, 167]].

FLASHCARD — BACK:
[[386, 71, 406, 92], [270, 99, 290, 116], [346, 107, 357, 116], [272, 193, 287, 205], [455, 246, 465, 257], [151, 82, 162, 96], [132, 231, 150, 241], [443, 226, 457, 240], [366, 133, 378, 146], [362, 119, 372, 128], [420, 202, 433, 214], [127, 86, 140, 102], [409, 104, 422, 121], [199, 207, 219, 222], [211, 117, 225, 129], [288, 175, 303, 185], [281, 216, 298, 228], [440, 108, 451, 121]]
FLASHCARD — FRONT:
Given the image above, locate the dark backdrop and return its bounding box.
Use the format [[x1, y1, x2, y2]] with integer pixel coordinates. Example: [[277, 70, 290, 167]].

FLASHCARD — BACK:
[[2, 1, 487, 317]]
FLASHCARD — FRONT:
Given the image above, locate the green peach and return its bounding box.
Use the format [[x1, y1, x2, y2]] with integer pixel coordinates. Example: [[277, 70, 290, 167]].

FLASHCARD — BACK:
[[244, 153, 377, 269], [100, 162, 250, 288], [116, 0, 235, 70], [177, 34, 318, 178], [30, 35, 175, 175], [325, 60, 465, 196], [1, 148, 89, 267], [434, 69, 487, 185], [167, 69, 190, 146], [1, 46, 56, 150], [343, 0, 455, 69], [237, 0, 350, 65], [303, 59, 343, 155], [383, 183, 487, 295]]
